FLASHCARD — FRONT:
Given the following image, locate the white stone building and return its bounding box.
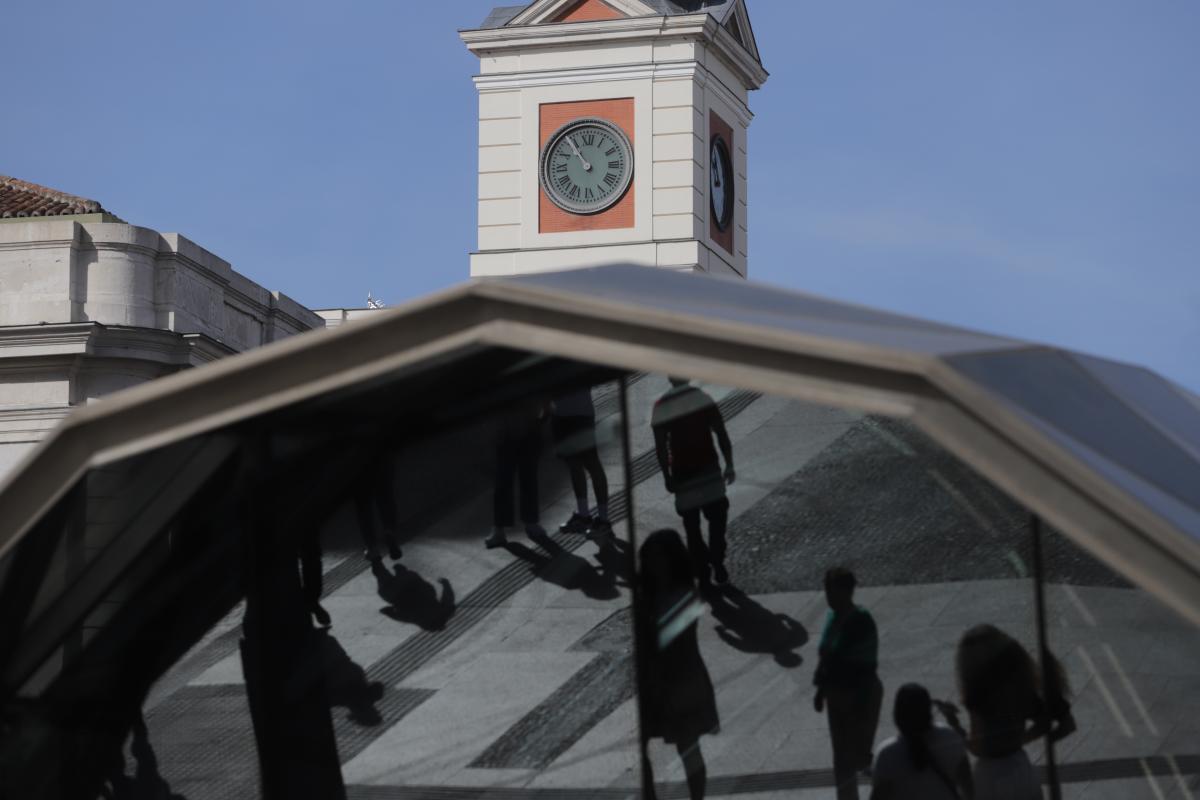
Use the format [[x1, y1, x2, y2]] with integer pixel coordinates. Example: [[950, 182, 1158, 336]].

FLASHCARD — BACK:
[[0, 176, 325, 476]]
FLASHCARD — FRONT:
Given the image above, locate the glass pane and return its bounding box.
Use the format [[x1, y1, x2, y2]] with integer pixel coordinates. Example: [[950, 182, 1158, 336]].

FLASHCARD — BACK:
[[2, 354, 641, 798], [1070, 353, 1200, 460], [314, 372, 642, 796], [0, 461, 257, 797], [949, 348, 1200, 514], [629, 374, 1043, 799], [1043, 524, 1200, 798], [134, 367, 640, 796]]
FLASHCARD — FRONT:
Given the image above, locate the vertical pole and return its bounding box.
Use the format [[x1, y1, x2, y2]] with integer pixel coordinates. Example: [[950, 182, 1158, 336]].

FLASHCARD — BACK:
[[1030, 514, 1061, 800], [619, 376, 654, 799], [240, 434, 346, 800]]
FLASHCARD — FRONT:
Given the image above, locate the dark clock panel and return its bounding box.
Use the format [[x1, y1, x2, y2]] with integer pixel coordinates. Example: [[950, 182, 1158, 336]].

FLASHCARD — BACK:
[[709, 110, 736, 256]]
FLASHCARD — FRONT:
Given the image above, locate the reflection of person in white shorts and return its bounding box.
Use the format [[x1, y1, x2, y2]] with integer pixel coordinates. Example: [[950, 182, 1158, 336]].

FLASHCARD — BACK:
[[551, 388, 611, 538], [651, 378, 735, 590]]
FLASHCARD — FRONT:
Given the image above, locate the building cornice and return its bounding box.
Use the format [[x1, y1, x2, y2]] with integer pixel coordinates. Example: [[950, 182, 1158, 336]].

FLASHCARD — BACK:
[[462, 14, 767, 90], [0, 322, 234, 367], [474, 59, 753, 125], [155, 249, 232, 289]]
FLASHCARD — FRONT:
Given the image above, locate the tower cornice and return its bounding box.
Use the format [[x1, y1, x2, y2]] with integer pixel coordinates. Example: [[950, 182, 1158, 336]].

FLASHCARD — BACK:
[[460, 13, 768, 91]]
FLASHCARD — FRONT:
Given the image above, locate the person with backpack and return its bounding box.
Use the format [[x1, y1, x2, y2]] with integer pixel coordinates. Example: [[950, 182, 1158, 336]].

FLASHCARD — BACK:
[[651, 378, 735, 592]]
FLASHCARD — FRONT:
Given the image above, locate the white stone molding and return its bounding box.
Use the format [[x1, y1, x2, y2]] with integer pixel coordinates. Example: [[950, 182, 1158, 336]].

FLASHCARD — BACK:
[[507, 0, 658, 27], [462, 14, 768, 91]]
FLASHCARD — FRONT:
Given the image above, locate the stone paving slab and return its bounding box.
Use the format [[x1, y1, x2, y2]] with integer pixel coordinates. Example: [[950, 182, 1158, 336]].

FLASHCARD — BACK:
[[343, 651, 596, 786]]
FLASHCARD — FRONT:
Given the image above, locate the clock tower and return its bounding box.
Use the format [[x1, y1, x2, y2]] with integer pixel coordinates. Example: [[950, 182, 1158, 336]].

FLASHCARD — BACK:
[[461, 0, 766, 278]]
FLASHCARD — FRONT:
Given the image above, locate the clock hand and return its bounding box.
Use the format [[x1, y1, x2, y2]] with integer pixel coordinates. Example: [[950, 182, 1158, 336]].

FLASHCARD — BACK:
[[566, 136, 593, 172]]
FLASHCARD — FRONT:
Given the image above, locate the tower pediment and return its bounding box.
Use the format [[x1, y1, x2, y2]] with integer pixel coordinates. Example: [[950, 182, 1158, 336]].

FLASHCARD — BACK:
[[480, 0, 761, 67], [506, 0, 655, 26]]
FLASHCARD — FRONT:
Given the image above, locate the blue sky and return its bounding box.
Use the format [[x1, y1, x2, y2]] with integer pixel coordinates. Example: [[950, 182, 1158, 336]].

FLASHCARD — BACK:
[[3, 1, 1198, 391]]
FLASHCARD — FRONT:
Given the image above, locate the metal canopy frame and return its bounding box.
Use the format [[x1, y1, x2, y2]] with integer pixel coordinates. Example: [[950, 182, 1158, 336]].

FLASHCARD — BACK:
[[1, 264, 1197, 629]]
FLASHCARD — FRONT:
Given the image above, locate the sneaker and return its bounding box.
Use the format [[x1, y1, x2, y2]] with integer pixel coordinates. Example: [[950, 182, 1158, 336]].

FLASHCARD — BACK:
[[484, 530, 508, 549], [558, 512, 591, 535], [587, 517, 614, 540], [363, 549, 382, 563], [386, 539, 403, 561], [712, 563, 729, 585]]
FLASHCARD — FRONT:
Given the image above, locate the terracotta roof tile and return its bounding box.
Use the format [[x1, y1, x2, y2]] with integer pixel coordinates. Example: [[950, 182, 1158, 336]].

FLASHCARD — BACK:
[[0, 175, 109, 219]]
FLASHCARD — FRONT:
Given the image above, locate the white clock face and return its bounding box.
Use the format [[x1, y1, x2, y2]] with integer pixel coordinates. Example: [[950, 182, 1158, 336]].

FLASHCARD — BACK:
[[540, 117, 634, 215], [710, 135, 734, 231]]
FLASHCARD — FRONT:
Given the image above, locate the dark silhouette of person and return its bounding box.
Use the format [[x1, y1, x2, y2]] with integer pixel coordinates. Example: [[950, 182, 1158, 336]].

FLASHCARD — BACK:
[[941, 624, 1074, 800], [299, 526, 332, 628], [651, 378, 735, 591], [551, 388, 612, 539], [870, 683, 973, 800], [354, 452, 402, 563], [486, 397, 546, 548], [372, 559, 455, 632], [708, 586, 807, 667], [813, 567, 883, 800], [638, 529, 719, 800]]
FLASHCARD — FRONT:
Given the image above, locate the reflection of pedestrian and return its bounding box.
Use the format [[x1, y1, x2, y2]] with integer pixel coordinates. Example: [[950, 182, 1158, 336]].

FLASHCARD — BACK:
[[300, 527, 332, 628], [944, 624, 1074, 800], [355, 453, 402, 562], [486, 397, 546, 549], [651, 378, 735, 590], [552, 388, 611, 538], [639, 529, 718, 800], [870, 683, 972, 800], [813, 567, 882, 800]]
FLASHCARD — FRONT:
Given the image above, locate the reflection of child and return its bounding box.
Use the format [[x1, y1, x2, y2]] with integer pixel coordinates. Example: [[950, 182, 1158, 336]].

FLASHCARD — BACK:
[[871, 683, 973, 800], [639, 529, 719, 800], [814, 567, 882, 800]]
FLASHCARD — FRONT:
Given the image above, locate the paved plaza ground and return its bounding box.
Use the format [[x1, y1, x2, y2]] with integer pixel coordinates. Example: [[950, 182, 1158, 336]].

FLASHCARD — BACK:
[[130, 379, 1199, 799]]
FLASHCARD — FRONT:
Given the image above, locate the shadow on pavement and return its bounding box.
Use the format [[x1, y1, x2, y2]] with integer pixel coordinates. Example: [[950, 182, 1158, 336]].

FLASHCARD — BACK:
[[315, 628, 386, 727], [372, 561, 456, 632], [102, 713, 187, 800], [709, 585, 808, 667], [508, 534, 620, 601]]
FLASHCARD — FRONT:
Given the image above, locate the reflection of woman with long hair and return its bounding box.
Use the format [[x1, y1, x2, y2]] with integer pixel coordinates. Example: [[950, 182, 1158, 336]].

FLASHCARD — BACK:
[[638, 529, 719, 800], [945, 624, 1075, 800]]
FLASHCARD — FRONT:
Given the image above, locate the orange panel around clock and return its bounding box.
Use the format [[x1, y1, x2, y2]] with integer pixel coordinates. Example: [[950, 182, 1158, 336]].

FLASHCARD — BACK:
[[552, 0, 624, 23], [540, 98, 635, 234]]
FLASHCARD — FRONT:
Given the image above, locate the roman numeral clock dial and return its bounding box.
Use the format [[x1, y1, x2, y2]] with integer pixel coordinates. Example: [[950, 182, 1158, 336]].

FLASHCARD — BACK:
[[539, 118, 634, 215]]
